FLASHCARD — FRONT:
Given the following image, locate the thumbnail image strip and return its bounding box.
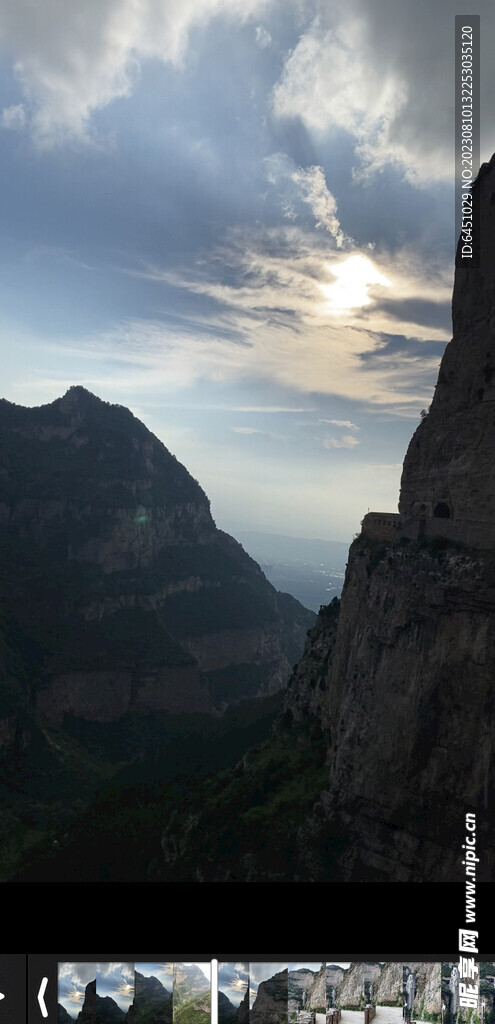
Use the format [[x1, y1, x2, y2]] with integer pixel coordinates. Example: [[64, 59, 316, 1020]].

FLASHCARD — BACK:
[[218, 963, 249, 1024], [173, 962, 211, 1024], [250, 963, 288, 1024], [403, 962, 441, 1024], [96, 962, 134, 1024], [134, 962, 174, 1024], [58, 963, 98, 1024], [289, 962, 326, 1024]]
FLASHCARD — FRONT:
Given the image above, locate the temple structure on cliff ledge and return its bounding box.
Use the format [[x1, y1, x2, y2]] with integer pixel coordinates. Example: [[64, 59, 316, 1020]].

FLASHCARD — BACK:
[[361, 153, 495, 552]]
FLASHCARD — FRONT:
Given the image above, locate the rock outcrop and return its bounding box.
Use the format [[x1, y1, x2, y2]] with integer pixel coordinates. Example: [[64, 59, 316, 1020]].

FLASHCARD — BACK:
[[326, 966, 346, 1007], [288, 968, 326, 1014], [59, 1007, 76, 1024], [338, 965, 381, 1008], [306, 966, 326, 1011], [133, 972, 172, 1024], [251, 971, 288, 1024], [236, 990, 250, 1024], [77, 981, 97, 1024], [399, 153, 495, 548], [403, 964, 441, 1017], [279, 155, 495, 882], [95, 996, 125, 1023], [288, 970, 316, 1014], [218, 993, 238, 1024], [374, 964, 402, 1006], [0, 386, 314, 740]]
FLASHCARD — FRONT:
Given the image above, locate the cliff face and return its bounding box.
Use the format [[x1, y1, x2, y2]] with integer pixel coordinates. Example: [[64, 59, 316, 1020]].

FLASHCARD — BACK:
[[251, 971, 288, 1024], [326, 967, 345, 1006], [338, 965, 381, 1008], [133, 972, 172, 1024], [288, 970, 315, 1013], [374, 964, 402, 1006], [404, 964, 441, 1017], [306, 966, 326, 1010], [279, 157, 495, 883], [236, 990, 249, 1024], [77, 981, 97, 1024], [399, 153, 495, 544], [291, 540, 495, 881], [0, 386, 313, 738]]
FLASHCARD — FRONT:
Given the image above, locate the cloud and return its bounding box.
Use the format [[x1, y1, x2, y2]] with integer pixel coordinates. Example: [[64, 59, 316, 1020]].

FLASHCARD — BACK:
[[255, 25, 272, 48], [232, 426, 263, 433], [0, 0, 269, 145], [271, 0, 495, 183], [320, 419, 359, 430], [1, 103, 26, 130], [32, 222, 448, 414], [265, 154, 349, 246], [323, 434, 361, 449]]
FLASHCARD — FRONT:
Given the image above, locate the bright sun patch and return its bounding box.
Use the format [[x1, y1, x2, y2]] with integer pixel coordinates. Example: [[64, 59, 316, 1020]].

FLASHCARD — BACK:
[[320, 253, 391, 311]]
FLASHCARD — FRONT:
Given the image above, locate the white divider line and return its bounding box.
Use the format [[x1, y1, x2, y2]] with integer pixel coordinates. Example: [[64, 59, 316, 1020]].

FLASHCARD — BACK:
[[211, 960, 218, 1024]]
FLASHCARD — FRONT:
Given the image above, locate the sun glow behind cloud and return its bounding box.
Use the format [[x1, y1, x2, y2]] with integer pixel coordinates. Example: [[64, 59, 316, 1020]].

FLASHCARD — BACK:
[[319, 254, 391, 311]]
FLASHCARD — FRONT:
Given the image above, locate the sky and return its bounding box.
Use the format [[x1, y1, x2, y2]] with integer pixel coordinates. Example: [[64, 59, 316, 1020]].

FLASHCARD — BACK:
[[58, 962, 134, 1017], [137, 962, 174, 991], [182, 962, 211, 982], [1, 0, 493, 543], [219, 963, 249, 1007], [96, 963, 134, 1012], [58, 962, 97, 1018]]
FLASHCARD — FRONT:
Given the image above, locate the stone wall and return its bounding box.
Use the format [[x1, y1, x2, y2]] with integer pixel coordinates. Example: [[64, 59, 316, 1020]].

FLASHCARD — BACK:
[[361, 513, 401, 543]]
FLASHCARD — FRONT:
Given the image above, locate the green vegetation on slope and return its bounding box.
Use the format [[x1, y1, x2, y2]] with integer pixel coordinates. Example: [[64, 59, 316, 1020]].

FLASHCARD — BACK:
[[7, 691, 285, 882]]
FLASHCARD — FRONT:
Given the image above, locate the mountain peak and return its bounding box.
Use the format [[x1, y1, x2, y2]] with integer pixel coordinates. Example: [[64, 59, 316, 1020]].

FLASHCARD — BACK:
[[60, 384, 103, 402]]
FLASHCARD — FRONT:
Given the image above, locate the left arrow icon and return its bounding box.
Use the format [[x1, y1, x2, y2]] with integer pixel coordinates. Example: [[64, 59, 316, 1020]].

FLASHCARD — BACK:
[[38, 978, 48, 1018]]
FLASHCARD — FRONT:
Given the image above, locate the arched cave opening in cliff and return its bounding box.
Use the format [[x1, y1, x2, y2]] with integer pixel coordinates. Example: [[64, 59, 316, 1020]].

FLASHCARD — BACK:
[[433, 501, 451, 519]]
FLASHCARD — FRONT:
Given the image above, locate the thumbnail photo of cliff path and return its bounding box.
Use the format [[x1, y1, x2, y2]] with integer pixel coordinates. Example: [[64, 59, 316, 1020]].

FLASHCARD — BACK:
[[1, 0, 494, 883]]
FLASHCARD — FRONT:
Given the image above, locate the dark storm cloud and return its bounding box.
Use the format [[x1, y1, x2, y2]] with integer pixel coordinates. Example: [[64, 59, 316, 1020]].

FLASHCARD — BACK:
[[375, 297, 452, 333]]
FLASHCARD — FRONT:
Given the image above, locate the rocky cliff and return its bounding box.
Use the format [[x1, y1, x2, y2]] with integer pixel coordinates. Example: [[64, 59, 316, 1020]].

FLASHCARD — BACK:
[[404, 964, 441, 1017], [326, 967, 346, 1007], [338, 965, 381, 1008], [0, 386, 313, 741], [251, 971, 288, 1024], [306, 966, 326, 1011], [59, 1007, 76, 1024], [399, 152, 495, 543], [77, 981, 97, 1024], [155, 156, 495, 884], [374, 964, 402, 1006], [218, 993, 238, 1024], [236, 990, 250, 1024], [278, 156, 495, 882], [132, 972, 172, 1024], [288, 970, 315, 1014]]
